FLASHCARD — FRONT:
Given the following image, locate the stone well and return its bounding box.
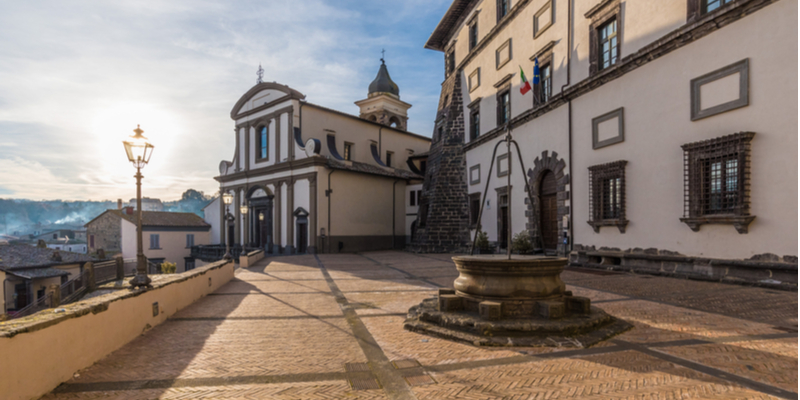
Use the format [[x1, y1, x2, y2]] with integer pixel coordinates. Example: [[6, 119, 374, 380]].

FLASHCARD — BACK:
[[404, 255, 631, 347]]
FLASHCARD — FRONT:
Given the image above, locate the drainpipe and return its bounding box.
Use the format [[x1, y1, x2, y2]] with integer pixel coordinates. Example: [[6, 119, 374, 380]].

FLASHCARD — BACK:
[[326, 169, 335, 254], [561, 0, 573, 255], [392, 179, 401, 249]]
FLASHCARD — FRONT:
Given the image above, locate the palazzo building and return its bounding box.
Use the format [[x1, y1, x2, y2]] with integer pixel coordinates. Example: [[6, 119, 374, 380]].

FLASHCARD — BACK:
[[415, 0, 797, 270], [215, 61, 430, 254]]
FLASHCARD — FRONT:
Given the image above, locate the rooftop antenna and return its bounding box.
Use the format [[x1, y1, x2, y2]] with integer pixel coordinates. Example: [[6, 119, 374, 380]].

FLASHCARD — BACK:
[[256, 63, 264, 84]]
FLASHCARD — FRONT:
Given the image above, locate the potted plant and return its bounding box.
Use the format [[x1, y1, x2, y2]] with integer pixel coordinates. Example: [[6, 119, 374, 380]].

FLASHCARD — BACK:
[[160, 261, 177, 274], [475, 230, 491, 254], [511, 231, 534, 255]]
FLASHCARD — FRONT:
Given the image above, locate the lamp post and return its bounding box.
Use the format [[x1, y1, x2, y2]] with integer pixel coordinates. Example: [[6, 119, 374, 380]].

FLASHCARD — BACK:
[[240, 203, 248, 245], [222, 191, 234, 260], [123, 125, 154, 289]]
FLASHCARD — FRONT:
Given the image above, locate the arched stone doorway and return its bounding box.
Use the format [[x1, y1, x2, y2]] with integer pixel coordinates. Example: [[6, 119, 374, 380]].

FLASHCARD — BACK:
[[526, 151, 570, 256], [539, 171, 558, 252]]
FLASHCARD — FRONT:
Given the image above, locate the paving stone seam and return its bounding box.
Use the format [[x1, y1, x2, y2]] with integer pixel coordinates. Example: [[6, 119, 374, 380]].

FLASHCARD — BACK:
[[356, 254, 445, 289], [314, 255, 419, 400], [166, 313, 409, 322], [611, 339, 799, 399], [52, 371, 375, 393]]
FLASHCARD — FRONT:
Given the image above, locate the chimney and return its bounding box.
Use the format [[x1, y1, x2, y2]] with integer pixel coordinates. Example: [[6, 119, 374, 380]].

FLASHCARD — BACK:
[[125, 207, 134, 215], [117, 199, 123, 210]]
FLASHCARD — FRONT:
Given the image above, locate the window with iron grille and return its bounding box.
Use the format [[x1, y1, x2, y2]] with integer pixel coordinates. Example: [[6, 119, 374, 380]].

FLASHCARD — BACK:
[[497, 89, 510, 126], [469, 20, 478, 50], [469, 193, 481, 228], [598, 18, 618, 71], [470, 106, 480, 140], [588, 160, 628, 233], [149, 234, 160, 249], [535, 62, 552, 104], [497, 0, 509, 21], [704, 0, 732, 13], [681, 132, 755, 233]]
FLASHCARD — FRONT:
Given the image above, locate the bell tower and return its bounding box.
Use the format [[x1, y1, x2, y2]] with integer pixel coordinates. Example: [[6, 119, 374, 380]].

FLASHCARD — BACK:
[[355, 58, 412, 131]]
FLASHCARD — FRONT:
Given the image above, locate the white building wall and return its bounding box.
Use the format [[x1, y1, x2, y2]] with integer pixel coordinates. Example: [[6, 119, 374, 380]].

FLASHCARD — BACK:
[[280, 112, 289, 162], [571, 0, 797, 259], [203, 197, 221, 245]]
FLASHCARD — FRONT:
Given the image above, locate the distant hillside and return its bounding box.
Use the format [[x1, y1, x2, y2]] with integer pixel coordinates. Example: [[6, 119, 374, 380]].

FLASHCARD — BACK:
[[0, 189, 215, 236]]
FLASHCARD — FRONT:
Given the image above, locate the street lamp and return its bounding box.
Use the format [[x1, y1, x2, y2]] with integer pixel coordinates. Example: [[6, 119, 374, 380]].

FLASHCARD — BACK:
[[123, 125, 154, 289], [222, 191, 234, 260], [240, 203, 248, 246]]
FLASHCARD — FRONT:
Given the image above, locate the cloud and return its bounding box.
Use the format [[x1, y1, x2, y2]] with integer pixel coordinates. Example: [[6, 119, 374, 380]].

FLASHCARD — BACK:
[[0, 0, 451, 200]]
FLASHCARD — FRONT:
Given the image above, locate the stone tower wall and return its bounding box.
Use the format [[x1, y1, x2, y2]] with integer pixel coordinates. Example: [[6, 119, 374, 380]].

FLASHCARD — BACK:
[[408, 72, 471, 253]]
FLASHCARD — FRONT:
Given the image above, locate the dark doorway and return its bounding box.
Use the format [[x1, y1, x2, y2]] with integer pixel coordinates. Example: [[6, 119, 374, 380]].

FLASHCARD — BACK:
[[539, 171, 558, 251], [227, 225, 235, 247], [499, 194, 509, 249], [14, 283, 28, 310], [297, 222, 307, 253]]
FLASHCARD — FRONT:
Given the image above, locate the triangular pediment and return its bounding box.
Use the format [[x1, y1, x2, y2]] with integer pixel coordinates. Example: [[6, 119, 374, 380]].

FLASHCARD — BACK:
[[230, 82, 305, 119]]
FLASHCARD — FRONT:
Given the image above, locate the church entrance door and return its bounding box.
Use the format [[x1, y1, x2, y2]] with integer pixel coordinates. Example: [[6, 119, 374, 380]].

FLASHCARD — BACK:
[[539, 171, 558, 252]]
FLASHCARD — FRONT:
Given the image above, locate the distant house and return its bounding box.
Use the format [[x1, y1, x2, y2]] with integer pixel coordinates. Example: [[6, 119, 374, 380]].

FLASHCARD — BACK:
[[0, 244, 94, 313], [125, 197, 164, 212], [202, 197, 221, 245], [43, 238, 88, 254], [32, 230, 75, 241], [86, 209, 211, 272]]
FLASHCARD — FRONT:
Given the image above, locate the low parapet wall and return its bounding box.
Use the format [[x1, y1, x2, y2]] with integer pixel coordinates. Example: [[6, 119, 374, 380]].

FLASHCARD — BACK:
[[0, 259, 235, 400], [570, 246, 797, 290], [239, 249, 265, 268]]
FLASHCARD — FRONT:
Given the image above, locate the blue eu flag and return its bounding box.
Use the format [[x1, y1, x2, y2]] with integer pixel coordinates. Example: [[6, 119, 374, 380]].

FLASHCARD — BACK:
[[533, 57, 540, 85]]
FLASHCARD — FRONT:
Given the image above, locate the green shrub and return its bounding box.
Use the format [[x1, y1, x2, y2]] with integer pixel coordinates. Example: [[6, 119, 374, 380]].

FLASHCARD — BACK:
[[160, 261, 177, 274], [475, 230, 491, 252], [511, 231, 534, 254]]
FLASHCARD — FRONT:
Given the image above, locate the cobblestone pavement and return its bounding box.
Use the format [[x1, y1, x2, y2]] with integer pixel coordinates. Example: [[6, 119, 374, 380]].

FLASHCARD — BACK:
[[44, 252, 798, 399]]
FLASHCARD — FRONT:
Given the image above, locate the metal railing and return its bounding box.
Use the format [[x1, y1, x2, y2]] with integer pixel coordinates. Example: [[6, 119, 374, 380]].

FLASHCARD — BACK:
[[8, 293, 52, 320], [191, 245, 258, 262], [60, 272, 87, 304], [94, 259, 119, 285]]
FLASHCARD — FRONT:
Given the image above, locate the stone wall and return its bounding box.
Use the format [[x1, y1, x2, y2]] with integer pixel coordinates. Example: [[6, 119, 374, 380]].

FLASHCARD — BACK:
[[408, 72, 472, 253], [570, 244, 798, 290], [86, 211, 121, 254]]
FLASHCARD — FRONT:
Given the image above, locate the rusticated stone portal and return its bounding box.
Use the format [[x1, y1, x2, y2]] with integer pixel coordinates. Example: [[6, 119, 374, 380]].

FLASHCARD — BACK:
[[404, 255, 632, 347]]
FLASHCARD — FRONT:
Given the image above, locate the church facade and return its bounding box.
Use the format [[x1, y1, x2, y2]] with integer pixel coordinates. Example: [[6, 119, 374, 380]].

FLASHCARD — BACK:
[[416, 0, 796, 272], [215, 61, 430, 254]]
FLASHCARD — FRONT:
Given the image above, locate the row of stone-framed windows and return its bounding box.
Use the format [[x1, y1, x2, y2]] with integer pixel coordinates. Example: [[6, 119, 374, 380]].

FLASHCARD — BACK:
[[588, 132, 755, 235], [257, 125, 268, 160]]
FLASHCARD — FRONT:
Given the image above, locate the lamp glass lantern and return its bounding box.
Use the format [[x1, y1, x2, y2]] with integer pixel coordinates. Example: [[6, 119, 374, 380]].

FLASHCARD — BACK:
[[240, 204, 249, 215], [123, 125, 154, 169], [222, 192, 234, 205], [258, 212, 265, 221]]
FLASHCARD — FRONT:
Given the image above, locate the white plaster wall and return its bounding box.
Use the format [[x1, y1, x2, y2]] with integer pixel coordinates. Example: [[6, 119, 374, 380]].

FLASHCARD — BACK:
[[458, 0, 570, 141], [571, 0, 797, 258], [238, 127, 245, 171], [203, 197, 221, 245], [237, 89, 286, 113], [294, 179, 311, 246], [466, 104, 570, 243], [120, 219, 137, 260]]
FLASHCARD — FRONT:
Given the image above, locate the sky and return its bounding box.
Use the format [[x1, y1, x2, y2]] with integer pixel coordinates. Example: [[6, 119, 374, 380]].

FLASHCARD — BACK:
[[0, 0, 451, 202]]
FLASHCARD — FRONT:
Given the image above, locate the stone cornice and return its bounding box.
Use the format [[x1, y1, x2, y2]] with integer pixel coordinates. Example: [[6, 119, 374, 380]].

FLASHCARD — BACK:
[[215, 156, 327, 183]]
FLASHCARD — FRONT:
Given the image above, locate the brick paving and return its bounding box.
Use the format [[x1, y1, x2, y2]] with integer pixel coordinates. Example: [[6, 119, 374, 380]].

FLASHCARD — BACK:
[[44, 251, 797, 399]]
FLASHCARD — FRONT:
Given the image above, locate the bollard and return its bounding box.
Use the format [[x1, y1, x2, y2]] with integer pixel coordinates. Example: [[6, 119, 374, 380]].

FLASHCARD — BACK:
[[47, 284, 61, 308], [85, 261, 96, 291], [115, 256, 124, 280]]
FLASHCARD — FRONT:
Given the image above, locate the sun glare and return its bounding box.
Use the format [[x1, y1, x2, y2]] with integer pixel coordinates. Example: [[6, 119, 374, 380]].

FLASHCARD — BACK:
[[89, 102, 183, 183]]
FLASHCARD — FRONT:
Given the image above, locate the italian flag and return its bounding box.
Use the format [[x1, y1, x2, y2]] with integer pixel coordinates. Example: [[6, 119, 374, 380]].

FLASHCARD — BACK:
[[519, 65, 532, 95]]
